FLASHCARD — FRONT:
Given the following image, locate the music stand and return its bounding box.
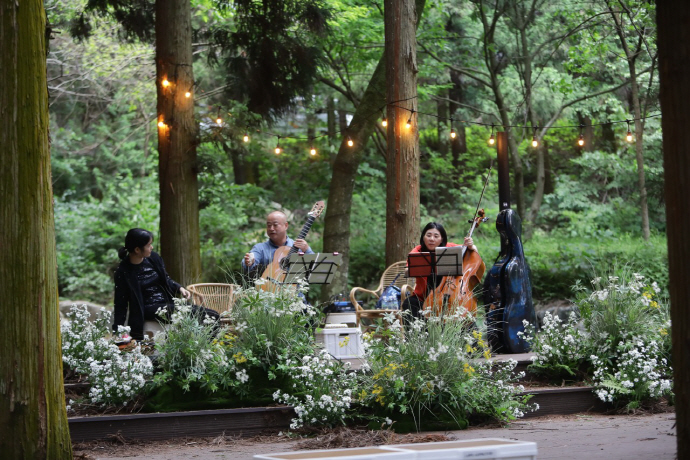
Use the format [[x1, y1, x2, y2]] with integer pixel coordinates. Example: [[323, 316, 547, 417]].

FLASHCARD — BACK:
[[434, 246, 464, 276], [307, 253, 343, 285], [283, 253, 343, 285], [407, 252, 434, 277]]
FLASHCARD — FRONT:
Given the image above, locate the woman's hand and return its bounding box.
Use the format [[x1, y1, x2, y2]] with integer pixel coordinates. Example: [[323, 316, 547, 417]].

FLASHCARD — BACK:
[[179, 287, 191, 299], [464, 236, 477, 252]]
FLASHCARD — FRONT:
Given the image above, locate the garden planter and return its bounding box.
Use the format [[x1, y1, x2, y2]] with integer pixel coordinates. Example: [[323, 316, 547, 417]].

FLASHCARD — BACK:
[[68, 406, 294, 442]]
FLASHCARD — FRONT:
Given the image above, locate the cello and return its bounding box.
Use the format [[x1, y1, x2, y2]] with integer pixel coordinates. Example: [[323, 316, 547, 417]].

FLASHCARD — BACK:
[[260, 201, 325, 291], [423, 167, 491, 318]]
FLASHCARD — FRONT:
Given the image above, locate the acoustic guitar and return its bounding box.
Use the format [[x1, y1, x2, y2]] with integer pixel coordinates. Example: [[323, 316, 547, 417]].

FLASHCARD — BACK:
[[259, 201, 325, 291]]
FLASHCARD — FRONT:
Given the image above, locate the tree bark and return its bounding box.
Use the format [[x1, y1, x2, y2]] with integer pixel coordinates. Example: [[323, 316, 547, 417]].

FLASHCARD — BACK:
[[657, 2, 690, 456], [320, 0, 426, 299], [156, 0, 201, 284], [0, 1, 72, 457], [384, 0, 420, 265]]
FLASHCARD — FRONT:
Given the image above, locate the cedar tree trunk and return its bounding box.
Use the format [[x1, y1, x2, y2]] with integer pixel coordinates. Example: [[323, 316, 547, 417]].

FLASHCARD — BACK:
[[156, 0, 201, 284], [0, 0, 72, 457]]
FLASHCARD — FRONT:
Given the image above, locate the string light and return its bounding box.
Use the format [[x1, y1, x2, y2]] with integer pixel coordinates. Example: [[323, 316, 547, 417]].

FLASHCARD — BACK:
[[200, 102, 656, 159], [406, 110, 414, 129], [161, 79, 170, 88], [577, 124, 585, 147], [157, 120, 166, 128], [185, 91, 191, 98]]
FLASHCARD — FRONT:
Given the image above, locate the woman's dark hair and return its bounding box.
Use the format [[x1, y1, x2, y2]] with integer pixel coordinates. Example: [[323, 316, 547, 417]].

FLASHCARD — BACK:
[[118, 228, 153, 260], [419, 222, 448, 251]]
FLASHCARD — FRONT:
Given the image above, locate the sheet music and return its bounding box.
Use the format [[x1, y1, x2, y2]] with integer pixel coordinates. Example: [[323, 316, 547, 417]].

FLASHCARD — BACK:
[[435, 246, 464, 276]]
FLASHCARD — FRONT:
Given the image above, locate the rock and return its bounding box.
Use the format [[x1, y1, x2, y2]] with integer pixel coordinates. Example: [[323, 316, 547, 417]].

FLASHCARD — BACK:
[[535, 299, 579, 327], [59, 300, 111, 323]]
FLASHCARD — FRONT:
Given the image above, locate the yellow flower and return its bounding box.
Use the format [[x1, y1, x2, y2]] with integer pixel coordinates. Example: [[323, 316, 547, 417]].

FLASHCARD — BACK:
[[463, 362, 475, 375], [465, 344, 472, 353], [483, 350, 492, 359], [660, 328, 668, 336], [339, 336, 351, 347], [232, 352, 248, 364], [650, 301, 660, 309]]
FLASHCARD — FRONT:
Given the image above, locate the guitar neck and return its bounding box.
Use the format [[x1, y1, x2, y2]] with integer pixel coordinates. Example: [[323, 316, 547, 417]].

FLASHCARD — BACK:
[[287, 215, 316, 255]]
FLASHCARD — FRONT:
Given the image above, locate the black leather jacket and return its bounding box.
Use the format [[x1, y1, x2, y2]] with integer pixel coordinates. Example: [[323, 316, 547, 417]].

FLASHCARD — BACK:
[[113, 251, 182, 339]]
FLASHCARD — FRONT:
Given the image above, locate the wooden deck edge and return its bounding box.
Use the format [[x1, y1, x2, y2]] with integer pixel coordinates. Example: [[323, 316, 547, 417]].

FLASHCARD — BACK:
[[69, 406, 295, 442], [521, 386, 609, 418]]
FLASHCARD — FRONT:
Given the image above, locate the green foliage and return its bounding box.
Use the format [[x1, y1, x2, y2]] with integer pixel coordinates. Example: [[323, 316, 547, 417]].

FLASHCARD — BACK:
[[358, 314, 534, 430], [524, 234, 668, 301], [520, 312, 587, 380]]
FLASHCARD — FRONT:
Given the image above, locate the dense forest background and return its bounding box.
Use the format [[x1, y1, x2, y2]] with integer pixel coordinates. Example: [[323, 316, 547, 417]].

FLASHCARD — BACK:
[[46, 0, 667, 306]]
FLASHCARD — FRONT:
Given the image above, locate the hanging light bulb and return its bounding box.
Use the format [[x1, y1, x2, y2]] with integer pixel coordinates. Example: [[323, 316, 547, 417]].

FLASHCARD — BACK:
[[488, 124, 495, 145], [243, 133, 250, 143], [406, 110, 414, 129], [347, 136, 354, 147], [577, 124, 585, 147], [626, 120, 634, 142], [275, 137, 281, 155], [309, 137, 317, 156], [450, 128, 457, 139], [161, 79, 170, 88], [157, 120, 166, 128], [185, 91, 191, 98], [216, 117, 222, 125], [382, 117, 388, 127]]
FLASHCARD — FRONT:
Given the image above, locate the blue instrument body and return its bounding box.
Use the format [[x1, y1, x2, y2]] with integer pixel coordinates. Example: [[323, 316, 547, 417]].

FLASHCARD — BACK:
[[483, 209, 537, 353]]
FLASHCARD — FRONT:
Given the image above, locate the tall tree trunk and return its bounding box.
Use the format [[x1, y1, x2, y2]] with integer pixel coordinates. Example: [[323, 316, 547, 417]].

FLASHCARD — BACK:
[[384, 0, 420, 265], [327, 97, 336, 140], [658, 3, 690, 455], [320, 0, 426, 299], [156, 0, 201, 284], [0, 1, 72, 457], [609, 6, 651, 240]]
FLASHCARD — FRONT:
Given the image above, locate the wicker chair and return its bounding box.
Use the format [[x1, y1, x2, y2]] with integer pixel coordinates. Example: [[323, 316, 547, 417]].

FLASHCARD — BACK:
[[187, 283, 239, 322], [349, 261, 414, 332]]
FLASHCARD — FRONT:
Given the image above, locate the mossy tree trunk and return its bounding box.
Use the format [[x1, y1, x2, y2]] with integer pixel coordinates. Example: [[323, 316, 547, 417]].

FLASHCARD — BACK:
[[657, 2, 690, 455], [0, 0, 72, 457], [155, 0, 201, 285], [384, 0, 420, 265]]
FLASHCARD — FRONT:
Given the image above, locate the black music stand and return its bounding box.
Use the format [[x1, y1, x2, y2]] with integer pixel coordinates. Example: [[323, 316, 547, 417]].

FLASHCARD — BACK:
[[407, 252, 435, 277], [283, 253, 343, 285]]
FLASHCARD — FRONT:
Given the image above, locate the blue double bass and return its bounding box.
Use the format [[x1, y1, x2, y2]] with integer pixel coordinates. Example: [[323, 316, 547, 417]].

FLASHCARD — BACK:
[[483, 209, 537, 353]]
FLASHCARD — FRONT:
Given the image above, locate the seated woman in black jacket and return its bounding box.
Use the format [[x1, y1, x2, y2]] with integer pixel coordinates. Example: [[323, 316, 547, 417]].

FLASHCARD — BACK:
[[113, 228, 219, 340]]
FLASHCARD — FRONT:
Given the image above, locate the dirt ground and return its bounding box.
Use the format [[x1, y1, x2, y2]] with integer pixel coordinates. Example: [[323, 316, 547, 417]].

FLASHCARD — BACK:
[[73, 412, 676, 460]]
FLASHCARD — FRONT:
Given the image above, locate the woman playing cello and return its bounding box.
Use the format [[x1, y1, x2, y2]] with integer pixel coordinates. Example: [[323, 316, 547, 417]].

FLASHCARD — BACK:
[[401, 222, 479, 321]]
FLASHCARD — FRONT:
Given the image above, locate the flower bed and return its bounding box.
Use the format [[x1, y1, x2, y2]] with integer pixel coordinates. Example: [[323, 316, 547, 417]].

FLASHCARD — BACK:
[[62, 269, 672, 433]]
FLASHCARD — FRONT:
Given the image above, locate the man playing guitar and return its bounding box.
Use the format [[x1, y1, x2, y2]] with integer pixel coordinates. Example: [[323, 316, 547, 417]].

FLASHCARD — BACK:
[[242, 210, 313, 278]]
